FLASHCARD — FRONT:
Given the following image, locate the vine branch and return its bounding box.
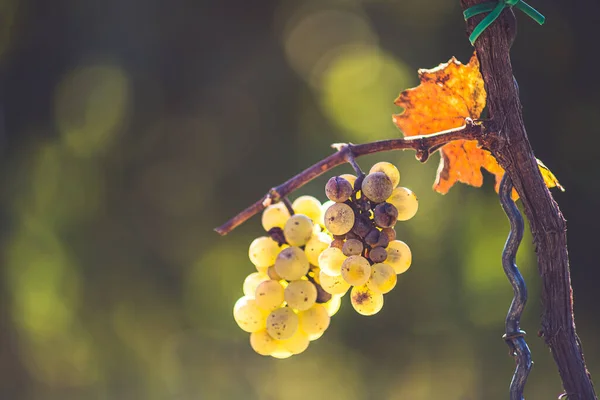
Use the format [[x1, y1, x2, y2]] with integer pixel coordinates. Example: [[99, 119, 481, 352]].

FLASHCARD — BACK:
[[215, 119, 485, 235]]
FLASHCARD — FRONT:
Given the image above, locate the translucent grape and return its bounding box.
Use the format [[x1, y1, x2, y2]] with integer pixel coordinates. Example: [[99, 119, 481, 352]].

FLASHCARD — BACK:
[[341, 255, 371, 286], [386, 240, 412, 274], [322, 294, 342, 316], [266, 307, 299, 340], [387, 187, 419, 221], [319, 270, 351, 295], [366, 263, 397, 294], [324, 203, 355, 235], [319, 200, 335, 227], [285, 280, 317, 311], [233, 296, 267, 333], [250, 329, 278, 356], [361, 172, 393, 203], [325, 176, 353, 202], [373, 202, 398, 228], [283, 214, 314, 247], [292, 195, 322, 224], [270, 346, 293, 359], [304, 232, 332, 266], [369, 162, 400, 188], [255, 280, 285, 311], [243, 272, 269, 297], [248, 236, 280, 269], [350, 285, 384, 316], [318, 247, 346, 276], [298, 304, 330, 340], [279, 329, 310, 355], [275, 246, 310, 280], [342, 238, 363, 257], [261, 202, 291, 231], [339, 173, 357, 188]]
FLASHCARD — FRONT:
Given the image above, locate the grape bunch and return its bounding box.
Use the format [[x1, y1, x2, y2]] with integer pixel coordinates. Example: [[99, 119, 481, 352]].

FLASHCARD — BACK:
[[233, 198, 342, 359], [320, 162, 416, 316], [233, 161, 418, 358]]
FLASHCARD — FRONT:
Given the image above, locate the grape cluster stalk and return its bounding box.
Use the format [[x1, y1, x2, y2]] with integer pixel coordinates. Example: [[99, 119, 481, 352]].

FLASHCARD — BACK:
[[233, 162, 418, 358]]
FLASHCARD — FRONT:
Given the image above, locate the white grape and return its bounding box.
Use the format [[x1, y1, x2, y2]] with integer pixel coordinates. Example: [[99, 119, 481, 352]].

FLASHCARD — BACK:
[[298, 304, 330, 340], [243, 272, 269, 297], [233, 296, 267, 333], [292, 195, 322, 224], [255, 280, 285, 311], [283, 214, 314, 247], [261, 202, 290, 231], [250, 329, 278, 356], [386, 240, 412, 274], [248, 236, 280, 269], [387, 187, 418, 221], [278, 329, 310, 355], [266, 308, 299, 340], [304, 232, 332, 266], [322, 294, 342, 317], [324, 203, 355, 235], [350, 285, 384, 316], [284, 280, 317, 311], [319, 270, 351, 295], [366, 263, 397, 294], [341, 255, 371, 286], [369, 162, 400, 188], [274, 246, 310, 280], [318, 247, 346, 276]]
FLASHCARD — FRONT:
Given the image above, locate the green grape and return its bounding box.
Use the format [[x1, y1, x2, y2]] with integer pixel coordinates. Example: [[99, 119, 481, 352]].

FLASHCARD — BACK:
[[318, 247, 346, 276], [339, 173, 357, 188], [266, 307, 299, 340], [361, 172, 393, 203], [279, 329, 310, 355], [243, 272, 269, 297], [369, 162, 400, 188], [325, 176, 353, 202], [248, 236, 280, 269], [350, 285, 384, 316], [250, 329, 279, 356], [255, 280, 285, 311], [292, 195, 322, 224], [233, 296, 267, 333], [275, 246, 310, 280], [298, 304, 330, 340], [341, 255, 371, 286], [304, 232, 332, 266], [319, 270, 351, 295], [324, 203, 355, 235], [387, 187, 419, 221], [285, 280, 318, 311], [261, 202, 291, 231], [322, 294, 342, 317], [319, 200, 336, 227], [386, 240, 412, 274], [283, 214, 314, 246], [366, 263, 397, 294]]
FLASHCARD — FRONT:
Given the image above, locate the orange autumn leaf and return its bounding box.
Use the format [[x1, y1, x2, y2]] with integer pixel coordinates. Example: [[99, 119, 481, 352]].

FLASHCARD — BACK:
[[392, 52, 563, 197]]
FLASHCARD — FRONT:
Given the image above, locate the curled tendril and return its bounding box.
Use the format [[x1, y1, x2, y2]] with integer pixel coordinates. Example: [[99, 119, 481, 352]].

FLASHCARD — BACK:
[[499, 173, 533, 400]]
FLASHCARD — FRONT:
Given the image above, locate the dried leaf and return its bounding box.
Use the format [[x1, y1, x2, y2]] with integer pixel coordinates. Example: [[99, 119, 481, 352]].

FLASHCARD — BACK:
[[392, 53, 563, 197]]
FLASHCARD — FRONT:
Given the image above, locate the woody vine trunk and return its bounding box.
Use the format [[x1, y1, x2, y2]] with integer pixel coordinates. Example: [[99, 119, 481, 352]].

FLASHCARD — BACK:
[[460, 1, 597, 398]]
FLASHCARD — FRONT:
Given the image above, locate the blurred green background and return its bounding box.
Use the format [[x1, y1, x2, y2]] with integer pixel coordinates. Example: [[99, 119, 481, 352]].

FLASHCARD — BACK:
[[0, 0, 598, 399]]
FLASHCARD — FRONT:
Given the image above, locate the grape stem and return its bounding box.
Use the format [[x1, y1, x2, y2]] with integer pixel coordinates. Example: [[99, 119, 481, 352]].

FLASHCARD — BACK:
[[214, 119, 485, 235]]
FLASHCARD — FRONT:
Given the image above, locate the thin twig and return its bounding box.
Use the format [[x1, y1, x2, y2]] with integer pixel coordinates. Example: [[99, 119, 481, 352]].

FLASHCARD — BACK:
[[215, 120, 485, 235], [499, 173, 532, 400]]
